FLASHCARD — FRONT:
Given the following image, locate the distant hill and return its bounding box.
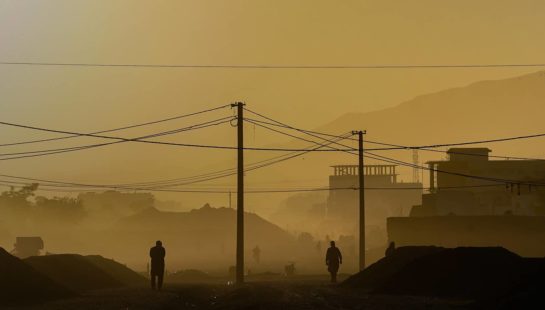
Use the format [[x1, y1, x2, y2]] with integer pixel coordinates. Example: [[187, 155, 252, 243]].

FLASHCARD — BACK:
[[247, 71, 545, 185], [90, 204, 297, 271], [320, 70, 545, 150]]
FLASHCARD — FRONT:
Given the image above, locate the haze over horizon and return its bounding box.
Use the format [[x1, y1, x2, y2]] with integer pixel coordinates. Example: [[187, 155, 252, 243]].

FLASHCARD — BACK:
[[2, 0, 545, 214]]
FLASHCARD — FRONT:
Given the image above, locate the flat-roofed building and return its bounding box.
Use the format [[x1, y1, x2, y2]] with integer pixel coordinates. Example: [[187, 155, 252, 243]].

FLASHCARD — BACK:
[[413, 147, 545, 216], [327, 164, 423, 226], [389, 147, 545, 257]]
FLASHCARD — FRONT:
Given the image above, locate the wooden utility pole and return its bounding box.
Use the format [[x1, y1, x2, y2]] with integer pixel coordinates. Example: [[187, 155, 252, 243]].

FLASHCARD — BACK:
[[353, 130, 366, 270], [233, 102, 245, 284]]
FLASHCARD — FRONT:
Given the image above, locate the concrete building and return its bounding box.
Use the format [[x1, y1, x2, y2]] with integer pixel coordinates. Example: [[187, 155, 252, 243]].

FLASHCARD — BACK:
[[389, 147, 545, 257], [327, 164, 423, 226], [412, 148, 545, 216]]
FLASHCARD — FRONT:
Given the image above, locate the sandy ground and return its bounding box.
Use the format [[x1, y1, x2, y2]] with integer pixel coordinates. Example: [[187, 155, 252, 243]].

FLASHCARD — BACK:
[[4, 276, 471, 310]]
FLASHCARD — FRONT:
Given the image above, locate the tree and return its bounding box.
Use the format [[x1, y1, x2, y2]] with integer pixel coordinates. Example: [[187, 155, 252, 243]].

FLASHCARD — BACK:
[[0, 183, 38, 203], [35, 196, 86, 223], [0, 183, 38, 212]]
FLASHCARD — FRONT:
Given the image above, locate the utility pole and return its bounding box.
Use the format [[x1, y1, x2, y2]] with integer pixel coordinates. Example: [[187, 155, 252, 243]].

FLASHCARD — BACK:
[[233, 101, 245, 285], [352, 130, 366, 270]]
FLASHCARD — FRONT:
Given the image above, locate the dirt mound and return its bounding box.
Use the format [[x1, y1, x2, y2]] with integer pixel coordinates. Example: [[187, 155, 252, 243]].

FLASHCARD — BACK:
[[0, 248, 74, 304], [25, 254, 124, 292], [344, 246, 533, 300], [376, 247, 523, 299], [341, 246, 444, 290], [84, 255, 147, 286], [473, 257, 545, 308]]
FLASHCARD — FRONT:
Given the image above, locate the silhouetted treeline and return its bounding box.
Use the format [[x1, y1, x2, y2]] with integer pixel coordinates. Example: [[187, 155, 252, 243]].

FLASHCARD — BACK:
[[0, 184, 86, 224]]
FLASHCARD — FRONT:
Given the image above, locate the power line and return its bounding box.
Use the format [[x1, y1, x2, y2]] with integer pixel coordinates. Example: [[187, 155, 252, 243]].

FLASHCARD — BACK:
[[245, 113, 493, 192], [0, 138, 543, 193], [2, 61, 545, 70], [245, 115, 545, 160], [0, 117, 233, 156], [324, 138, 545, 186], [0, 133, 353, 192], [98, 132, 352, 189], [243, 108, 358, 155], [364, 134, 545, 151], [245, 118, 336, 149], [244, 116, 545, 160], [0, 117, 234, 160], [243, 117, 355, 141], [365, 138, 545, 162], [4, 109, 545, 155], [65, 134, 351, 190], [0, 104, 231, 147], [245, 110, 545, 153], [2, 139, 541, 194], [362, 151, 545, 186], [139, 133, 354, 189], [5, 106, 545, 192], [0, 181, 513, 195], [0, 120, 356, 152], [242, 109, 545, 186]]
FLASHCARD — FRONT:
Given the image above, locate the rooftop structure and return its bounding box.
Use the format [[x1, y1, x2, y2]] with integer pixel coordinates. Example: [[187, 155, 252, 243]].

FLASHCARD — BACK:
[[414, 147, 545, 216], [447, 148, 491, 162], [427, 147, 545, 192]]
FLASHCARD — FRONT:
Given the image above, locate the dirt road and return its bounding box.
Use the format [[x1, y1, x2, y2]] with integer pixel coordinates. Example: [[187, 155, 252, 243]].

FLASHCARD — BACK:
[[4, 278, 470, 310]]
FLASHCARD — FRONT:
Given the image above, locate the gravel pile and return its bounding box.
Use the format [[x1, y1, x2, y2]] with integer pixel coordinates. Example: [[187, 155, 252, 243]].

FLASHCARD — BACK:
[[0, 248, 74, 304]]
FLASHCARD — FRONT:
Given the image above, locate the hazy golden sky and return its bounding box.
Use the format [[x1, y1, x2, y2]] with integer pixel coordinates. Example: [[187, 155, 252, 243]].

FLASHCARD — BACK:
[[1, 0, 544, 123], [1, 0, 544, 211]]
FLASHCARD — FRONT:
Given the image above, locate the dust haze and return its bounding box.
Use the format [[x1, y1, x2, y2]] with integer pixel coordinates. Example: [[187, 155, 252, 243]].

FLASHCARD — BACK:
[[2, 1, 545, 309]]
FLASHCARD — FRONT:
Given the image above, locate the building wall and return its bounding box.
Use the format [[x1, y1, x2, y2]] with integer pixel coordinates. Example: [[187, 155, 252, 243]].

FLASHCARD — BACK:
[[327, 174, 423, 225], [436, 160, 545, 189], [421, 158, 545, 216], [390, 149, 545, 256]]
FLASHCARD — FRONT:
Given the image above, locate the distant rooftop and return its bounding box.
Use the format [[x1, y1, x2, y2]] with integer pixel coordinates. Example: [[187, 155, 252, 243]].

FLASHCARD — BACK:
[[331, 164, 398, 176], [428, 147, 492, 163], [446, 148, 491, 154]]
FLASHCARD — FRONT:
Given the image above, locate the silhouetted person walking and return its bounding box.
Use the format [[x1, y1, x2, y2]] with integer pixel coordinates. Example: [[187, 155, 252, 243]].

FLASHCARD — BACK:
[[253, 245, 261, 264], [150, 240, 166, 290], [326, 241, 342, 283]]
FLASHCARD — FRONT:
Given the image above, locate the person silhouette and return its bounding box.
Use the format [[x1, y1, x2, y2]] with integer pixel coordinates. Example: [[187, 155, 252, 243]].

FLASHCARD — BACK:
[[325, 241, 342, 283], [252, 245, 261, 264], [149, 240, 166, 290]]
